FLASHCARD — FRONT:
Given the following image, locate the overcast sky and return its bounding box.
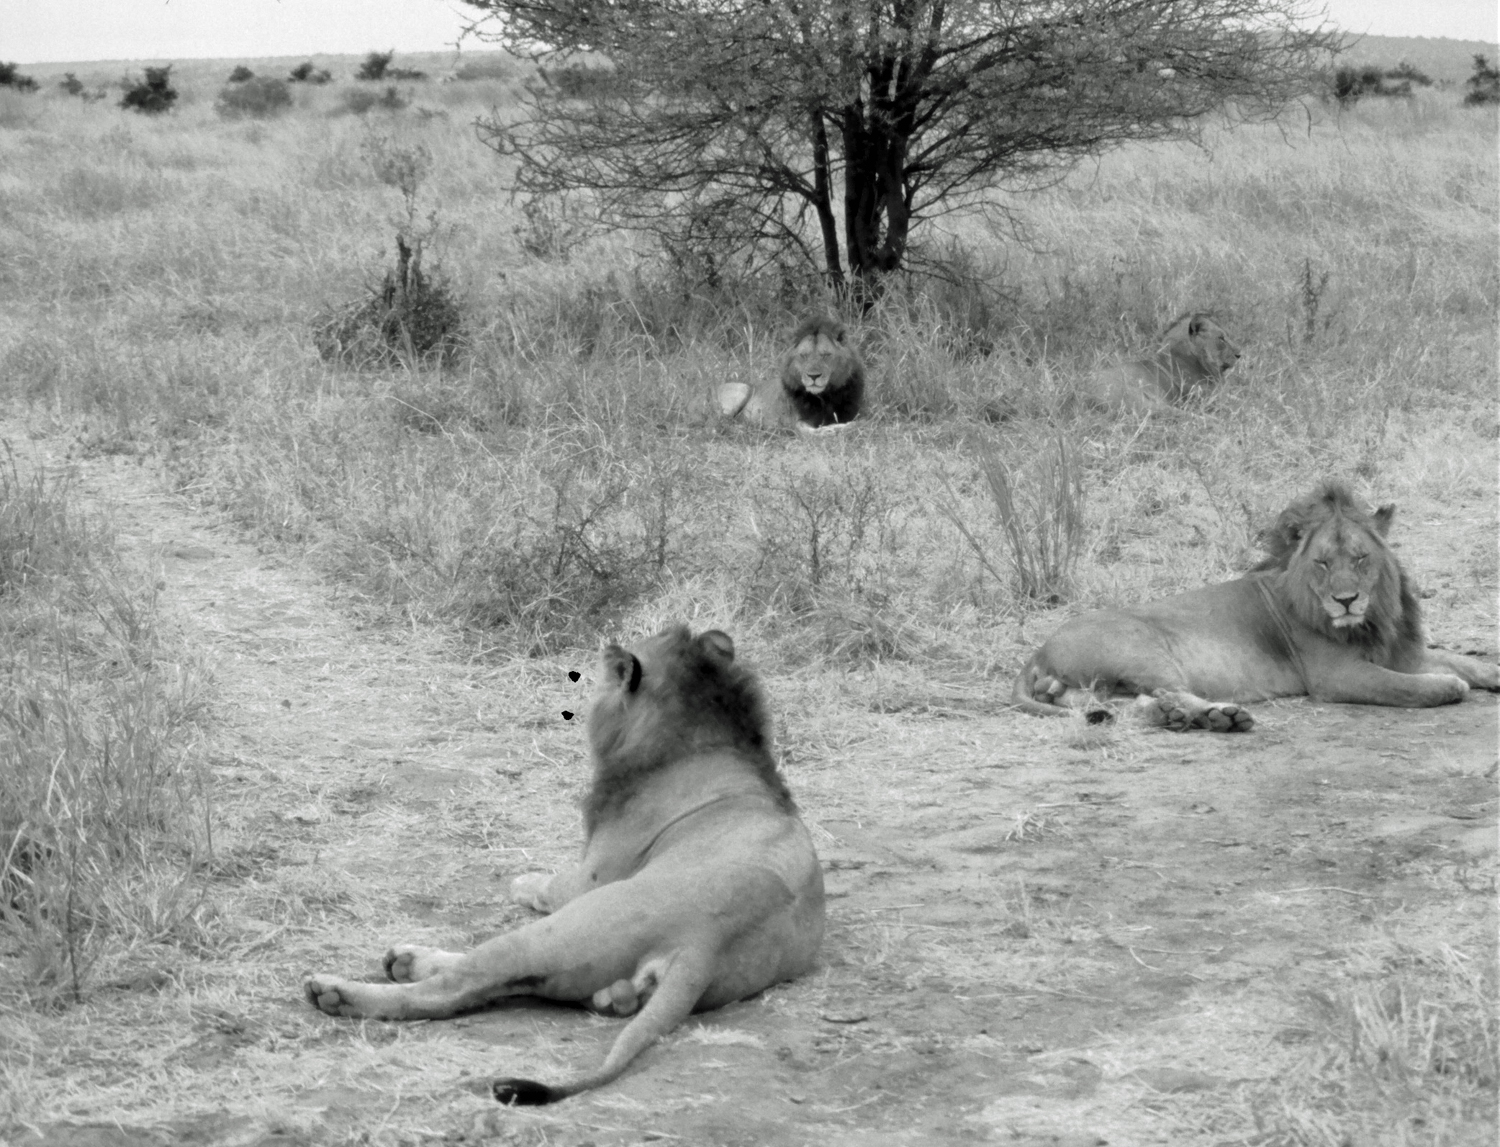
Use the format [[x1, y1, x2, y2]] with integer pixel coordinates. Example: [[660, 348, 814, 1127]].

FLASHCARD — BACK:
[[6, 0, 1496, 65]]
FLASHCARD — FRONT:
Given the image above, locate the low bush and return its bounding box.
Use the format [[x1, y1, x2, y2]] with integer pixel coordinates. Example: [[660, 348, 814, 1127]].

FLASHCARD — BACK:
[[227, 65, 254, 83], [0, 62, 37, 91], [340, 85, 408, 115], [356, 50, 395, 81], [120, 66, 177, 115], [312, 235, 465, 368], [215, 75, 292, 120], [288, 61, 333, 84], [1464, 54, 1500, 106]]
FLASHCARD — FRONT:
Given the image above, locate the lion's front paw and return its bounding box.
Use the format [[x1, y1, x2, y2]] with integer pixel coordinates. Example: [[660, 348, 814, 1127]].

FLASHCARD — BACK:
[[305, 975, 360, 1017], [1199, 703, 1254, 733], [384, 945, 462, 984], [1435, 675, 1469, 705], [509, 872, 552, 912], [1147, 691, 1253, 733]]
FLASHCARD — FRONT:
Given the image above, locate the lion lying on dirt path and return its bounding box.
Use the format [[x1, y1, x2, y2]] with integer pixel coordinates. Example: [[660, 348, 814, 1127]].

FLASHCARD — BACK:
[[1013, 479, 1500, 731], [719, 313, 865, 432], [305, 625, 825, 1104], [1087, 312, 1241, 415]]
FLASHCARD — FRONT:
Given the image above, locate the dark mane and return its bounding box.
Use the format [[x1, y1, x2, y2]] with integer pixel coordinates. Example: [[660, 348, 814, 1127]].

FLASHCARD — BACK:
[[780, 313, 865, 427], [584, 627, 793, 830], [1252, 479, 1424, 658]]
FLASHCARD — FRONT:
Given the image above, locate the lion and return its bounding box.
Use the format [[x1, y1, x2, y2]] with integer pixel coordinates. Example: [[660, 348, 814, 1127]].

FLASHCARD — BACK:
[[1087, 312, 1241, 416], [304, 625, 825, 1105], [719, 313, 865, 433], [1013, 479, 1500, 731]]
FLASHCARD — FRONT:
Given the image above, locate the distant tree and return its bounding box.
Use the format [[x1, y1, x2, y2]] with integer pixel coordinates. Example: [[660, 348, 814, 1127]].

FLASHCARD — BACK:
[[289, 61, 334, 84], [0, 62, 38, 91], [1464, 54, 1500, 106], [59, 72, 85, 96], [463, 0, 1342, 295], [228, 65, 255, 83], [357, 50, 396, 81], [120, 66, 178, 114]]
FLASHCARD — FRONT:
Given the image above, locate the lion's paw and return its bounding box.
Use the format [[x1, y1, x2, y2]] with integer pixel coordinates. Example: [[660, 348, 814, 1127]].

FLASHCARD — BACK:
[[717, 383, 751, 418], [305, 975, 360, 1017], [591, 978, 642, 1016], [1434, 675, 1469, 705], [509, 872, 552, 911], [1147, 691, 1253, 733], [1199, 703, 1254, 733], [1030, 674, 1069, 705], [384, 945, 461, 984]]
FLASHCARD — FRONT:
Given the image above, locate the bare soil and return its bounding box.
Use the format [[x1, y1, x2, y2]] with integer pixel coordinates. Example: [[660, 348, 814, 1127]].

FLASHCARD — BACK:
[[9, 428, 1497, 1147]]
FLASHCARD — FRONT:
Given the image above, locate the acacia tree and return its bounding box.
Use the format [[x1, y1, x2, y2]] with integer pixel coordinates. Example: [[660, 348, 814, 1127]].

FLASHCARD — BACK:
[[463, 0, 1339, 295]]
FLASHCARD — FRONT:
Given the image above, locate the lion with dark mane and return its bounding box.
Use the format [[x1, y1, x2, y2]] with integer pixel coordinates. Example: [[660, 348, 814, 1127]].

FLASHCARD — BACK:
[[305, 626, 825, 1104], [1013, 479, 1500, 731], [719, 313, 865, 432], [1087, 312, 1241, 415]]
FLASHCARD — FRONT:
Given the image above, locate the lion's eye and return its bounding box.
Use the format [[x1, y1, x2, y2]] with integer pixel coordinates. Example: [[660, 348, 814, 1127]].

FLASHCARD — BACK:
[[1352, 555, 1367, 566], [1313, 559, 1329, 570]]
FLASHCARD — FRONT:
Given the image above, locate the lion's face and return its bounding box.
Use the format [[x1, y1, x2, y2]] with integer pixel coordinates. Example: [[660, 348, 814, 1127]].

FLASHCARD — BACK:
[[1162, 313, 1240, 380], [1279, 496, 1401, 642], [1297, 523, 1384, 627], [784, 319, 854, 396], [1187, 317, 1240, 376]]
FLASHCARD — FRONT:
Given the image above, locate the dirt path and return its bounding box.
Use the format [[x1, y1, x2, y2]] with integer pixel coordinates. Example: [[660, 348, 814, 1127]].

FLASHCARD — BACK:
[[9, 426, 1498, 1147]]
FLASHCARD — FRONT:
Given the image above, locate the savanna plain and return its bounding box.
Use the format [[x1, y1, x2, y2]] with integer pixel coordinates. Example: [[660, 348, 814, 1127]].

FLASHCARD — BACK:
[[0, 48, 1497, 1147]]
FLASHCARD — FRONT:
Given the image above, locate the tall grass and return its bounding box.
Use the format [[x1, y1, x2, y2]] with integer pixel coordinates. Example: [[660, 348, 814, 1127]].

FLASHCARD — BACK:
[[0, 455, 211, 1006]]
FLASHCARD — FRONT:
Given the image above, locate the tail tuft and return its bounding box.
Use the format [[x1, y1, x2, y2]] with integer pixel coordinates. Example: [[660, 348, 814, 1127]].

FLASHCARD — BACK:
[[492, 1077, 557, 1106]]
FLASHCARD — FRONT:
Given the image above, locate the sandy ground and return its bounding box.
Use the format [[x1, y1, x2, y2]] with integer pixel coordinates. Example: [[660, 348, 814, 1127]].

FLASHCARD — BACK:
[[6, 425, 1497, 1147]]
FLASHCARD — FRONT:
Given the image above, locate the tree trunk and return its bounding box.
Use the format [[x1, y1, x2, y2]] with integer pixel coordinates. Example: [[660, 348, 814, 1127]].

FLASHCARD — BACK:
[[809, 112, 846, 292]]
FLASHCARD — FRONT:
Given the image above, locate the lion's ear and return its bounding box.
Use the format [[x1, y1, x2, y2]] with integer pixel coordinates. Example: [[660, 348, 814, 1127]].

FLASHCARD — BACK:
[[1187, 315, 1204, 336], [698, 630, 735, 664], [1372, 503, 1396, 537], [601, 646, 644, 693]]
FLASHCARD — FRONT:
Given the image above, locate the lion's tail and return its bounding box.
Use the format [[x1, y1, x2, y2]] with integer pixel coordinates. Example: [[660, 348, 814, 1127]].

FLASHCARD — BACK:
[[491, 954, 712, 1106]]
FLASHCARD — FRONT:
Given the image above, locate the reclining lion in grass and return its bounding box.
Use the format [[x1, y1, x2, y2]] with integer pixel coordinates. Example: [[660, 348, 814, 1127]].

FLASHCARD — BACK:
[[719, 313, 865, 432], [1087, 312, 1241, 416], [304, 625, 824, 1104], [1013, 479, 1500, 731]]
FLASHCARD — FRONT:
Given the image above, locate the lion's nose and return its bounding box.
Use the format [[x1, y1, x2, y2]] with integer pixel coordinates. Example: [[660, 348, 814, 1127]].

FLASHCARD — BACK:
[[1332, 592, 1359, 610]]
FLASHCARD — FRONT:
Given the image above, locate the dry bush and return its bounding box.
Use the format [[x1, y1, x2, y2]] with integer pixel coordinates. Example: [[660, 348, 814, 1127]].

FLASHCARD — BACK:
[[119, 66, 177, 115], [215, 76, 292, 120], [941, 439, 1086, 607]]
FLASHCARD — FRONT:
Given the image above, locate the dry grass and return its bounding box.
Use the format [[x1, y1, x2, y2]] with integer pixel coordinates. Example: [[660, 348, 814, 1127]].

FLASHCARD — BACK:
[[0, 453, 211, 1009], [0, 54, 1495, 1146]]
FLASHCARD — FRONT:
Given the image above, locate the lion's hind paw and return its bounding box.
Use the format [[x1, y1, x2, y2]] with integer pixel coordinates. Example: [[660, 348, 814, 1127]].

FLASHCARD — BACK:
[[305, 975, 356, 1017], [383, 944, 461, 984]]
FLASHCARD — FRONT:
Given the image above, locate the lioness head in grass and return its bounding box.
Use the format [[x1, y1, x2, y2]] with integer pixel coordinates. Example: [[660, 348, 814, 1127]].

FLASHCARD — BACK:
[[718, 313, 866, 432], [303, 624, 825, 1106], [1087, 312, 1241, 415]]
